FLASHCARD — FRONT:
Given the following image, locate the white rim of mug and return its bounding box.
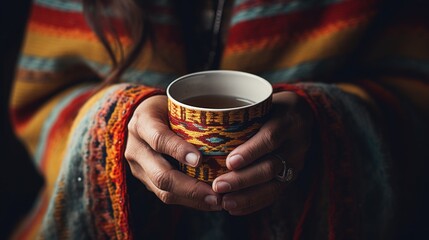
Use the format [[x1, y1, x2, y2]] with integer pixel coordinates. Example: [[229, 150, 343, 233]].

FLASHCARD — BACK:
[[166, 70, 273, 112]]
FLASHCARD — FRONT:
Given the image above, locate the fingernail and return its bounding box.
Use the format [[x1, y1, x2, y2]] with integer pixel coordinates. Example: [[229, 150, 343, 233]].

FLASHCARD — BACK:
[[204, 195, 218, 206], [215, 181, 231, 193], [227, 154, 244, 169], [185, 153, 198, 166], [223, 200, 237, 210]]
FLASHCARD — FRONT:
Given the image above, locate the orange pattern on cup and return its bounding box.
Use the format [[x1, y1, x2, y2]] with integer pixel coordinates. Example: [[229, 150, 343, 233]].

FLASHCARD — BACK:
[[168, 98, 272, 183]]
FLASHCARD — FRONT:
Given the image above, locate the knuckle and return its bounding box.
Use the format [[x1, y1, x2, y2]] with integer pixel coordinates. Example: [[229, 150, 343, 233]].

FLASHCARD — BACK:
[[124, 148, 133, 161], [259, 160, 277, 179], [128, 162, 141, 178], [158, 191, 175, 204], [235, 175, 247, 189], [127, 116, 136, 132], [149, 130, 164, 151], [169, 141, 184, 159], [152, 169, 173, 191], [186, 188, 199, 201], [127, 161, 147, 184], [128, 112, 144, 135], [261, 129, 281, 152], [185, 180, 202, 200]]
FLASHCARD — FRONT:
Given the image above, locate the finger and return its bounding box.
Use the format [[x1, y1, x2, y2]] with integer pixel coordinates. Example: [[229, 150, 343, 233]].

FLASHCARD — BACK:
[[125, 132, 167, 186], [142, 172, 223, 211], [212, 156, 283, 193], [222, 180, 285, 216], [138, 120, 201, 167], [275, 140, 310, 173], [226, 116, 287, 170], [129, 96, 201, 167], [126, 136, 221, 211], [127, 161, 222, 211], [226, 91, 312, 170]]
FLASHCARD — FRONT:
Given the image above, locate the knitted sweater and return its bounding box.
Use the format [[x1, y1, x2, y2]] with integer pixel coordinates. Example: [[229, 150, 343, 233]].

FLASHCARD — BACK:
[[10, 0, 429, 239]]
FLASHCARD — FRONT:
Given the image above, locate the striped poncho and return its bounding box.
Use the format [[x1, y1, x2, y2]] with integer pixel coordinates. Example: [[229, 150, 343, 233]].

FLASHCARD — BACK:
[[10, 0, 429, 239]]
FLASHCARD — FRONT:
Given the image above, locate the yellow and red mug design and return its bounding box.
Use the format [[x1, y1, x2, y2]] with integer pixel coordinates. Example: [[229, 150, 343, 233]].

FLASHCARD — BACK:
[[168, 98, 272, 182], [166, 70, 273, 183]]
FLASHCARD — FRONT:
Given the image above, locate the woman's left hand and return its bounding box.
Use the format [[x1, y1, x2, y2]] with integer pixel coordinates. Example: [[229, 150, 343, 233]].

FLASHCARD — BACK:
[[212, 91, 314, 215]]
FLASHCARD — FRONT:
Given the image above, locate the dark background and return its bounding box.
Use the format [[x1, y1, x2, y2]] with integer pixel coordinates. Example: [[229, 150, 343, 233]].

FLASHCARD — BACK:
[[0, 1, 43, 239]]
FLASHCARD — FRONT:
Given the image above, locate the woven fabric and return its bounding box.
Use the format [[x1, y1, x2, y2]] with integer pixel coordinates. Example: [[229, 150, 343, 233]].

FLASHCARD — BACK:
[[9, 0, 429, 239]]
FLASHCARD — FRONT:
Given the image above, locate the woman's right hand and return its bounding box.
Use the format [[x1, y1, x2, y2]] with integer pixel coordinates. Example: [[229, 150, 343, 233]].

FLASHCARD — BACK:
[[125, 95, 222, 211]]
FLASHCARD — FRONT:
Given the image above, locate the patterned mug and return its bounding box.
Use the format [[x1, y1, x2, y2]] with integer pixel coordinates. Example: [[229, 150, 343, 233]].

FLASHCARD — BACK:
[[167, 70, 272, 183]]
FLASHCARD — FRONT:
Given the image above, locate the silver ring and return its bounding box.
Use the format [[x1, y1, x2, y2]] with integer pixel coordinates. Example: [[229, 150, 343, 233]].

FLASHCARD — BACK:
[[271, 153, 294, 183]]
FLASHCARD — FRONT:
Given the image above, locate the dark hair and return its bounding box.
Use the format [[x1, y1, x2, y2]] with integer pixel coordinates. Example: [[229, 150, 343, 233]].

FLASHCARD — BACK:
[[83, 0, 225, 87], [82, 0, 151, 86]]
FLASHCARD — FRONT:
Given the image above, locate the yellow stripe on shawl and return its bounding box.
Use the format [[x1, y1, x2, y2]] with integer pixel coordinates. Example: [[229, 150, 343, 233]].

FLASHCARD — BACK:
[[10, 76, 77, 109], [22, 31, 135, 67], [22, 29, 184, 73], [29, 22, 103, 43], [337, 83, 375, 104], [10, 86, 111, 240], [43, 85, 110, 191], [11, 83, 71, 155], [222, 19, 369, 71]]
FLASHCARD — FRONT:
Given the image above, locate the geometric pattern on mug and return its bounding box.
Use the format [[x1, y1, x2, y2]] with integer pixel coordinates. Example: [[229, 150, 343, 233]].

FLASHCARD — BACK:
[[169, 116, 263, 154], [167, 98, 272, 182], [168, 98, 271, 126], [179, 155, 229, 182]]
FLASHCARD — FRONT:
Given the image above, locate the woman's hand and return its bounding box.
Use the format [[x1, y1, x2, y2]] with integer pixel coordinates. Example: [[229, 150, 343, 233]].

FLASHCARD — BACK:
[[125, 95, 222, 211], [212, 91, 314, 215]]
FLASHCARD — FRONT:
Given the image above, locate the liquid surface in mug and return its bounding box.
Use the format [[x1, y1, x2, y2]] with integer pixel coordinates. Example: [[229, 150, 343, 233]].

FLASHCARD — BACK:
[[181, 95, 254, 108]]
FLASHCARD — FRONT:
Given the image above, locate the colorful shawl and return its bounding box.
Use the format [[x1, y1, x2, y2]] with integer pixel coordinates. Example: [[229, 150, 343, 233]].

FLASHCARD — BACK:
[[10, 0, 429, 239]]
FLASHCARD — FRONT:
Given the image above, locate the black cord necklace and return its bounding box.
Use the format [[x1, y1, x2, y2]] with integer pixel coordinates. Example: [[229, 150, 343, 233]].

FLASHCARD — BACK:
[[205, 0, 225, 70], [177, 0, 227, 72]]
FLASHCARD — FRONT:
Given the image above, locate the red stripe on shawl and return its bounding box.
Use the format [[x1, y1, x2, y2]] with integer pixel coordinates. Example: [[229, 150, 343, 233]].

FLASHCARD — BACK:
[[30, 5, 128, 36], [39, 90, 93, 170], [227, 0, 378, 45], [30, 4, 182, 44]]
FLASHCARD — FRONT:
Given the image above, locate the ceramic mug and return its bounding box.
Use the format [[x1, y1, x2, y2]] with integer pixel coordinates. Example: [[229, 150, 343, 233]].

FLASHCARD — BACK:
[[166, 70, 272, 183]]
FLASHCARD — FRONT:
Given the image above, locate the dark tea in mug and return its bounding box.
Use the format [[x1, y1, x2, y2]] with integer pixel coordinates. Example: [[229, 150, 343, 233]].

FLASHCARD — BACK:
[[181, 95, 255, 108]]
